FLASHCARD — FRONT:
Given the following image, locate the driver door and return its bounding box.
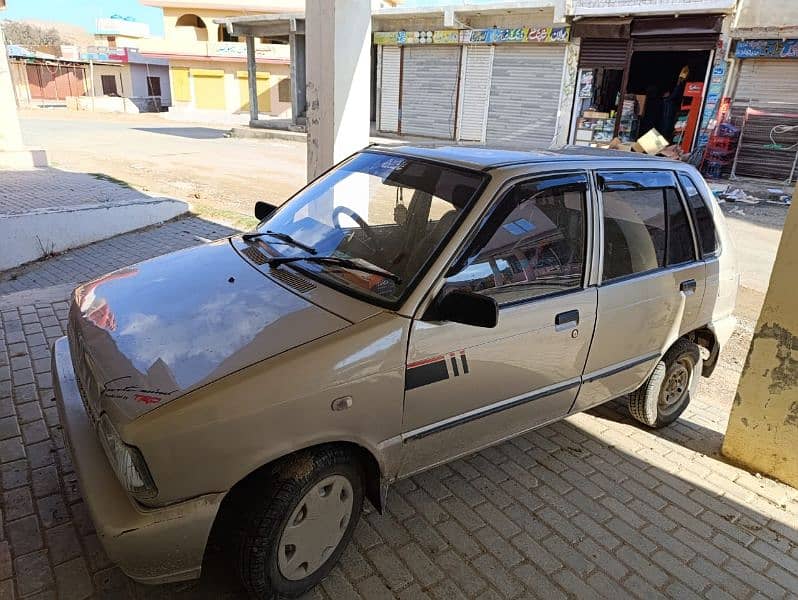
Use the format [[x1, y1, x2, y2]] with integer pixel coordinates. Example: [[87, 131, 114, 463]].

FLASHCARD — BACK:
[[400, 172, 598, 476]]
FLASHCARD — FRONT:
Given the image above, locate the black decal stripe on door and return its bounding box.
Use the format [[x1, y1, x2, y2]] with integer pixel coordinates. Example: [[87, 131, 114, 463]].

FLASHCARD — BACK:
[[405, 359, 449, 390]]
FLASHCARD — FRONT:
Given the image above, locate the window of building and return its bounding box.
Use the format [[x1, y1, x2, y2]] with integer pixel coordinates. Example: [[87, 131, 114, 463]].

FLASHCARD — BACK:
[[100, 74, 119, 96], [146, 76, 162, 97], [278, 77, 291, 103], [175, 14, 207, 41], [444, 174, 587, 305], [107, 36, 117, 48], [218, 25, 237, 42], [678, 173, 718, 256], [600, 171, 696, 282]]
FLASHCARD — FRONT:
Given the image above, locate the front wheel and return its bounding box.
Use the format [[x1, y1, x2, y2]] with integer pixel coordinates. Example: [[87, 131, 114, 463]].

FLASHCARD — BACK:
[[235, 447, 364, 599], [628, 339, 701, 428]]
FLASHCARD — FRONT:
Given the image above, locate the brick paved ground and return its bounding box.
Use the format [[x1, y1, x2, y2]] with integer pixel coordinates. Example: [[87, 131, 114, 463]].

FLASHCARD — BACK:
[[0, 220, 797, 600], [0, 169, 156, 216]]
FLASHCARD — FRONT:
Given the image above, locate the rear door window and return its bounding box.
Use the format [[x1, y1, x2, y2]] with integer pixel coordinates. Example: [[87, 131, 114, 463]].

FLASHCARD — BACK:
[[678, 173, 719, 257], [599, 171, 696, 282]]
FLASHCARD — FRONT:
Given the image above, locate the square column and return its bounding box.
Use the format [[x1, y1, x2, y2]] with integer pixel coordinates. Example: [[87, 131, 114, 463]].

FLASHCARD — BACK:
[[723, 185, 798, 488], [305, 0, 371, 181], [0, 24, 24, 151]]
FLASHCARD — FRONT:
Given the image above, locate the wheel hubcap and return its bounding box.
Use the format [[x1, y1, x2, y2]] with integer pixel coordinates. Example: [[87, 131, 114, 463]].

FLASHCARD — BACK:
[[277, 475, 354, 581], [659, 359, 692, 416]]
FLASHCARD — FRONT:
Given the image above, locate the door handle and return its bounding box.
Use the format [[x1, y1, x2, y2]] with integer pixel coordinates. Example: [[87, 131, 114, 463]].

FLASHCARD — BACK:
[[680, 279, 697, 295], [555, 309, 579, 331]]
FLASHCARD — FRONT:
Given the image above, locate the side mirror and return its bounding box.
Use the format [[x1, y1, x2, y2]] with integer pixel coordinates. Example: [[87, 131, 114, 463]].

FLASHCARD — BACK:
[[255, 201, 277, 221], [429, 289, 498, 328]]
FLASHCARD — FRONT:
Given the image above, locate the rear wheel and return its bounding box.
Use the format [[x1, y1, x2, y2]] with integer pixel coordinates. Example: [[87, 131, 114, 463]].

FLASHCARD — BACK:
[[629, 339, 701, 428], [234, 447, 364, 599]]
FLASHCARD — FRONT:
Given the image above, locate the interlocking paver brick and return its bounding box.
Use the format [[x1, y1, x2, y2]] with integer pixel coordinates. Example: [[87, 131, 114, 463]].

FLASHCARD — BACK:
[[44, 524, 82, 565], [53, 557, 93, 600], [3, 487, 34, 521], [1, 216, 797, 599], [434, 550, 487, 598], [7, 515, 43, 556]]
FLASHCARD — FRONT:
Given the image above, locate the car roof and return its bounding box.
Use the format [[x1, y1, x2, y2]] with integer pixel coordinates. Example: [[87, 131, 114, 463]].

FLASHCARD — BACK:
[[367, 143, 680, 172]]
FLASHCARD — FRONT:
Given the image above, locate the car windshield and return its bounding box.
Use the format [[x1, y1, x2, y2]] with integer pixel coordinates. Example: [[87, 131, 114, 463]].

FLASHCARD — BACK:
[[253, 151, 486, 304]]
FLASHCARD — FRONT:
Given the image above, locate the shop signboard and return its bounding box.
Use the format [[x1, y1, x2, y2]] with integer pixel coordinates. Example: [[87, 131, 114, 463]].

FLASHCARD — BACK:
[[374, 26, 570, 45], [735, 39, 798, 59], [572, 0, 735, 16], [80, 46, 129, 62]]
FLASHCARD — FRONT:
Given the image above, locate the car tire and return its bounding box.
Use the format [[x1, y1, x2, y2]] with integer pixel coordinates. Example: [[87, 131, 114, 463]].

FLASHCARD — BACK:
[[234, 446, 364, 599], [628, 339, 701, 428]]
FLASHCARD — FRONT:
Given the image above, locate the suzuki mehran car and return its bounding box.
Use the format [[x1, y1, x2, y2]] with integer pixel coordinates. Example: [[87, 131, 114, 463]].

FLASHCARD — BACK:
[[53, 146, 737, 599]]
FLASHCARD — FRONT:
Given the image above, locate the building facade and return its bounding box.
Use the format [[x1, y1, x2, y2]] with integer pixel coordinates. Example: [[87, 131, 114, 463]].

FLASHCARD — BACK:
[[373, 0, 739, 156], [373, 3, 573, 147], [725, 0, 798, 182], [138, 0, 301, 122]]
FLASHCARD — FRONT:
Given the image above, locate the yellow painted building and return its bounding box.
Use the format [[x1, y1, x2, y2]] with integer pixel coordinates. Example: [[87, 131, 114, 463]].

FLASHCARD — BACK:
[[139, 1, 300, 121]]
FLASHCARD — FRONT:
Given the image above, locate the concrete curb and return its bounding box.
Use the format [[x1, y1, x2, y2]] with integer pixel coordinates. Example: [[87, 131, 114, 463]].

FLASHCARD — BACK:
[[0, 197, 189, 271]]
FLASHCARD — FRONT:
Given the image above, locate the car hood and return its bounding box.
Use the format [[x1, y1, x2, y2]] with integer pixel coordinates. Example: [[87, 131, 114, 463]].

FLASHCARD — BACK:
[[69, 239, 351, 421]]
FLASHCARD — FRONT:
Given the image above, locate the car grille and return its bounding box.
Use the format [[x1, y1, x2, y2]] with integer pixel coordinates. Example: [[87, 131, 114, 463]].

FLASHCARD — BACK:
[[241, 246, 316, 293]]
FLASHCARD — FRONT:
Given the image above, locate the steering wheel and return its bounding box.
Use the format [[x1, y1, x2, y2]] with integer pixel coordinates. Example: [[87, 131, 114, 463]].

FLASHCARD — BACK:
[[332, 205, 389, 263]]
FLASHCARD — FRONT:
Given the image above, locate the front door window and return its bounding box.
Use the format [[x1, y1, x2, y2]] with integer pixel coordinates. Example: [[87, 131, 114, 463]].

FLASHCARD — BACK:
[[444, 173, 587, 305]]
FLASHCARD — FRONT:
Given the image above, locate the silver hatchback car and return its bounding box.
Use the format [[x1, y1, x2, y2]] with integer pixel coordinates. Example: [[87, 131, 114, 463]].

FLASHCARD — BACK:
[[53, 146, 737, 598]]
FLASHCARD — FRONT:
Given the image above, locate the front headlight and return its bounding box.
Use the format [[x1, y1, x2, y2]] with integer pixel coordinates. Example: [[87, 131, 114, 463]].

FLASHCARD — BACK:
[[98, 415, 158, 500]]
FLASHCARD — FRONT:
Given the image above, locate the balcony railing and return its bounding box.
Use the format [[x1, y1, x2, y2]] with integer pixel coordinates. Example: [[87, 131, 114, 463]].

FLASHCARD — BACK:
[[135, 38, 290, 61]]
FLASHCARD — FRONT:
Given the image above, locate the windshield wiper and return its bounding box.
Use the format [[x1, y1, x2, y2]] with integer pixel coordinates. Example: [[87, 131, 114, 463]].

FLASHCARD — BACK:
[[268, 255, 402, 284], [242, 230, 317, 255]]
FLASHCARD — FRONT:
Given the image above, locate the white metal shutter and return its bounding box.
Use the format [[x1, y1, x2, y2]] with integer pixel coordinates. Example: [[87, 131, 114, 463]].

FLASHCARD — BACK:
[[379, 46, 401, 133], [485, 45, 566, 148], [401, 45, 460, 139], [456, 46, 494, 142], [734, 59, 798, 105]]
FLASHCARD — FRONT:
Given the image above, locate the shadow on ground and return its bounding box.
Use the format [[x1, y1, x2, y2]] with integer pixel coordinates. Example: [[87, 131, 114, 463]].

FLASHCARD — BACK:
[[133, 127, 228, 140]]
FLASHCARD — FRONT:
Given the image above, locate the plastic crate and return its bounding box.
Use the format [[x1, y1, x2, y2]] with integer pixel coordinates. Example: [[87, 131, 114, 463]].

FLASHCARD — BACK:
[[707, 136, 737, 152]]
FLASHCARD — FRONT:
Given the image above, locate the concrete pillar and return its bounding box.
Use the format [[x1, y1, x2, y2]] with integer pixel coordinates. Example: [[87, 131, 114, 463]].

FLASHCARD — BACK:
[[0, 21, 46, 168], [0, 24, 24, 151], [305, 0, 371, 182], [245, 35, 259, 123], [288, 29, 306, 124], [723, 185, 798, 488]]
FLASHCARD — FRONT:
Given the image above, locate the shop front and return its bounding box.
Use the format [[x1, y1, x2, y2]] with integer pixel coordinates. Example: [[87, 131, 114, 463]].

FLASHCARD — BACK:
[[568, 14, 724, 153], [727, 38, 798, 182], [374, 24, 571, 146]]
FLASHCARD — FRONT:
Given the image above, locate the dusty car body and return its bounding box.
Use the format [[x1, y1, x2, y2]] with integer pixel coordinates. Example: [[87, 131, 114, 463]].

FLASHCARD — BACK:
[[52, 146, 737, 597]]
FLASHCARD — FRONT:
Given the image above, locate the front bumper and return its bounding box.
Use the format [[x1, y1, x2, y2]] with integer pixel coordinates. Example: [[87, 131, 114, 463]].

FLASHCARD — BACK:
[[52, 336, 225, 584]]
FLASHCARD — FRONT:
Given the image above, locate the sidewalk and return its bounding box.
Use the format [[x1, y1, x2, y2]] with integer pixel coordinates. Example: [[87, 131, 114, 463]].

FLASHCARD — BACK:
[[0, 219, 796, 600], [0, 167, 187, 271]]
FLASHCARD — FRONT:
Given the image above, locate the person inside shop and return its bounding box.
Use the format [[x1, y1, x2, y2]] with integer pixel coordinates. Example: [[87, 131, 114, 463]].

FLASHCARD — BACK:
[[639, 84, 663, 136], [661, 66, 689, 141]]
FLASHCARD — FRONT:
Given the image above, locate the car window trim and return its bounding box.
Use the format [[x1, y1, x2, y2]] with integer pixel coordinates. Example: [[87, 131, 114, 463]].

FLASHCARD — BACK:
[[596, 168, 701, 285], [437, 169, 594, 312]]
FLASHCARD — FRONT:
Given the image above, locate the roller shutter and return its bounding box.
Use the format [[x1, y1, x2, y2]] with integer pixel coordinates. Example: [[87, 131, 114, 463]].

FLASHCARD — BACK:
[[379, 46, 401, 133], [732, 60, 798, 183], [485, 45, 566, 148], [734, 59, 798, 105], [400, 45, 460, 139], [456, 46, 494, 142]]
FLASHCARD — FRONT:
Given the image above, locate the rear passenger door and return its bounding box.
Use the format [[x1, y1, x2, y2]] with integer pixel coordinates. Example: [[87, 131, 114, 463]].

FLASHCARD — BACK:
[[571, 170, 704, 413]]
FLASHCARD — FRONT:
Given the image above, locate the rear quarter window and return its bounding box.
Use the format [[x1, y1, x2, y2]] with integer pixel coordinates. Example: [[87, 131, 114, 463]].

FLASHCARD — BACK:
[[678, 173, 719, 257]]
